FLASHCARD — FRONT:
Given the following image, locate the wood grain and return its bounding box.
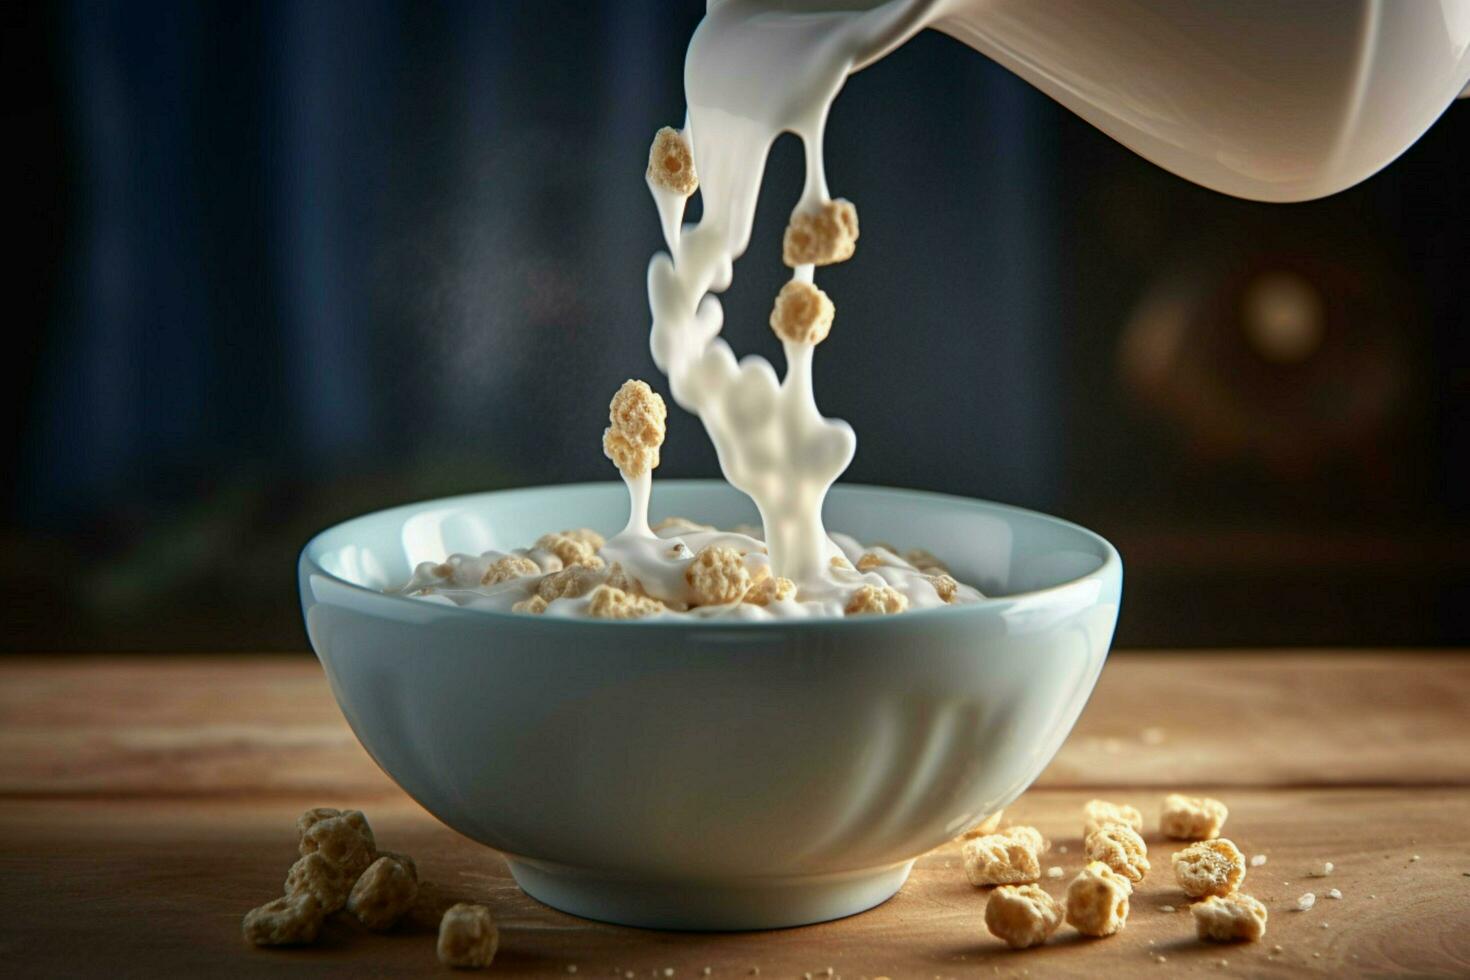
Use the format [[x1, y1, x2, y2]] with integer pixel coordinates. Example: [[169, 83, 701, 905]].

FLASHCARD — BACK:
[[1, 652, 1468, 977], [3, 790, 1467, 978]]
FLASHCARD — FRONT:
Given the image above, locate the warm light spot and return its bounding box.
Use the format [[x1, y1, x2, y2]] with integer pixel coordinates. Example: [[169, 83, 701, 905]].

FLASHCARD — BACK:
[[1242, 272, 1325, 363]]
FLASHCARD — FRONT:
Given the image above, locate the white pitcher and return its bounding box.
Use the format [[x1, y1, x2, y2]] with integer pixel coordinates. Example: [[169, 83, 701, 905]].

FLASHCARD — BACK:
[[751, 0, 1470, 201]]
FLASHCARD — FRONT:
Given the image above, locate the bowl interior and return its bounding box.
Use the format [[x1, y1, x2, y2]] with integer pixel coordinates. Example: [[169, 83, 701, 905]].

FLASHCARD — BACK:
[[304, 480, 1115, 606]]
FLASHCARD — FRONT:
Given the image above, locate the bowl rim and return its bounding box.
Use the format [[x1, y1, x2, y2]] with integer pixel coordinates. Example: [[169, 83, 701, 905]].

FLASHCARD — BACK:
[[299, 480, 1122, 630]]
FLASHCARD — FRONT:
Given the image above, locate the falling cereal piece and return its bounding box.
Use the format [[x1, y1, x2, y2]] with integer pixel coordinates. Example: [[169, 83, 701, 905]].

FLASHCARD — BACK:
[[769, 280, 835, 346], [783, 199, 859, 267], [647, 127, 697, 196], [603, 379, 668, 478]]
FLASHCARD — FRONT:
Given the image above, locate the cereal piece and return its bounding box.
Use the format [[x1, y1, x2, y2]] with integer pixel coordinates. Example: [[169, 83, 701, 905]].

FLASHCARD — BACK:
[[1172, 839, 1246, 899], [438, 902, 499, 969], [482, 555, 540, 586], [242, 893, 325, 947], [1082, 799, 1144, 836], [348, 855, 420, 931], [647, 126, 697, 197], [609, 379, 667, 450], [512, 594, 549, 615], [1003, 825, 1050, 856], [743, 574, 796, 606], [984, 884, 1063, 949], [929, 574, 959, 603], [299, 812, 376, 881], [1193, 893, 1268, 943], [685, 545, 752, 605], [830, 555, 853, 570], [284, 851, 349, 913], [905, 548, 948, 575], [961, 810, 1004, 840], [538, 564, 608, 601], [296, 807, 342, 841], [1065, 861, 1133, 937], [562, 528, 605, 550], [768, 280, 835, 346], [586, 584, 665, 620], [378, 850, 417, 881], [536, 532, 602, 570], [962, 834, 1040, 887], [782, 199, 858, 267], [603, 380, 668, 478], [1161, 794, 1229, 840], [1084, 824, 1150, 883], [844, 583, 908, 616]]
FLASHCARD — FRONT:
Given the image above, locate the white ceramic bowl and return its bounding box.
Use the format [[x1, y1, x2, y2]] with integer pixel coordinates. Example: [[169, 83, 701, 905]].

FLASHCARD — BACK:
[[300, 481, 1121, 930]]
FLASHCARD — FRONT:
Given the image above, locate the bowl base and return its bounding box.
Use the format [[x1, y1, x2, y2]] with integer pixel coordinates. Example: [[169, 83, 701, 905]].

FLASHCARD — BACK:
[[505, 857, 914, 931]]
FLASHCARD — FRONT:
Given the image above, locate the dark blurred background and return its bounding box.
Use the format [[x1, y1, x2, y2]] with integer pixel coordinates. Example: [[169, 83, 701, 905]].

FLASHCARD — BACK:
[[4, 1, 1467, 652]]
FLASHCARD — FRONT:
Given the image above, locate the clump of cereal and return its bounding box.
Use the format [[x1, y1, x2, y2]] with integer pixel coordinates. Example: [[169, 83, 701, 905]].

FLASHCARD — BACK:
[[242, 893, 325, 947], [686, 545, 752, 605], [1161, 793, 1229, 840], [1193, 893, 1269, 943], [284, 852, 349, 913], [536, 532, 603, 570], [647, 126, 697, 197], [538, 564, 608, 602], [347, 855, 419, 931], [1084, 824, 1150, 883], [985, 884, 1064, 949], [769, 280, 835, 346], [961, 810, 1004, 840], [1065, 861, 1133, 938], [1172, 838, 1246, 899], [438, 902, 499, 969], [962, 834, 1041, 887], [586, 584, 665, 620], [512, 595, 549, 615], [744, 573, 796, 606], [603, 380, 668, 478], [783, 199, 859, 267], [482, 555, 541, 586], [1082, 799, 1143, 836], [844, 583, 908, 616], [299, 811, 376, 881], [929, 574, 959, 603]]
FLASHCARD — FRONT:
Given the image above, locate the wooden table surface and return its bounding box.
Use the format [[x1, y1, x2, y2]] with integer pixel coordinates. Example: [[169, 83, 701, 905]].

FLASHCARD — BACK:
[[2, 651, 1468, 978]]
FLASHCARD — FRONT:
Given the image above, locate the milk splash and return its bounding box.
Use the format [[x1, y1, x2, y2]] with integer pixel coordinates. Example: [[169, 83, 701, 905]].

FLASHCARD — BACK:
[[645, 0, 936, 585]]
